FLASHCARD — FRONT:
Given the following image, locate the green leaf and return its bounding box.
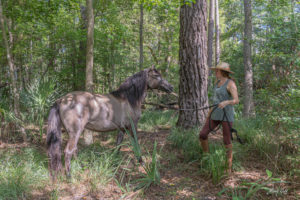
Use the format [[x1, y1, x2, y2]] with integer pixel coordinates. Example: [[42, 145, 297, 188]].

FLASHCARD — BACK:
[[266, 169, 272, 178]]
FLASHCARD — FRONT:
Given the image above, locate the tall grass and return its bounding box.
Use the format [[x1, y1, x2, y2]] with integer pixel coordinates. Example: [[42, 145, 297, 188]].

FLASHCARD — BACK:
[[139, 110, 177, 131], [134, 142, 161, 191], [124, 117, 162, 191], [69, 143, 123, 191], [234, 116, 300, 178], [199, 145, 226, 184], [167, 127, 202, 162], [0, 148, 49, 200]]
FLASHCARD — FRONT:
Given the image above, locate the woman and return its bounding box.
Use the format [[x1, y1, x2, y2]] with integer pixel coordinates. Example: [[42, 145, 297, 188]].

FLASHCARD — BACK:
[[199, 62, 239, 173]]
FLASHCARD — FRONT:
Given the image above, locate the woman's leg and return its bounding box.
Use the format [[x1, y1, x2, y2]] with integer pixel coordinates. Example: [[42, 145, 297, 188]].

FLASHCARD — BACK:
[[199, 119, 220, 153], [222, 121, 233, 173]]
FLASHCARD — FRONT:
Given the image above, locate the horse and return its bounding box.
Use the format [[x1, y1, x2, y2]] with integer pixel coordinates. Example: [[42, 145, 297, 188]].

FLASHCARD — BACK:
[[46, 66, 173, 179]]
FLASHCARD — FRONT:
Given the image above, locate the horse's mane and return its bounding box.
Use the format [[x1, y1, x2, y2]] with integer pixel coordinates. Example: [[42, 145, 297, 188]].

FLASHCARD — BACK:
[[110, 70, 147, 108]]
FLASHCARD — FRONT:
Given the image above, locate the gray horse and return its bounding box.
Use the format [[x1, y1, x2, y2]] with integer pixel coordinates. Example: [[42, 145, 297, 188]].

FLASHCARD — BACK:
[[46, 66, 173, 179]]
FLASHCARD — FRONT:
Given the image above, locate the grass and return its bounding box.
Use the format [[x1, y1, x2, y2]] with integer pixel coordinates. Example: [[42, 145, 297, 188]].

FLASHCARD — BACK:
[[234, 116, 300, 177], [199, 144, 227, 184], [0, 143, 124, 199], [167, 127, 202, 162], [138, 109, 177, 131], [218, 169, 288, 199], [0, 147, 49, 200], [69, 142, 123, 190], [134, 141, 161, 191]]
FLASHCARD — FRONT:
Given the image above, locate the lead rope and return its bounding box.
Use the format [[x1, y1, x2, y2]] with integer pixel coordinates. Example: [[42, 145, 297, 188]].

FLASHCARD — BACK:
[[208, 104, 244, 144]]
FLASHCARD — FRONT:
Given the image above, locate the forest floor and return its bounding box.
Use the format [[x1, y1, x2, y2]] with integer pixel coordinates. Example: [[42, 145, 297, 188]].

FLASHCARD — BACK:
[[1, 126, 299, 200]]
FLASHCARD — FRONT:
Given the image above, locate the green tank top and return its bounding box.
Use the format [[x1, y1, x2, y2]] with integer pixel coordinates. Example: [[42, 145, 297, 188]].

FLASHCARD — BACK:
[[210, 79, 235, 122]]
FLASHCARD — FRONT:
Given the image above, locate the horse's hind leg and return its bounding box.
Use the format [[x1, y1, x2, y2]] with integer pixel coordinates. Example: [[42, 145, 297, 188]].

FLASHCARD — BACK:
[[63, 116, 88, 178]]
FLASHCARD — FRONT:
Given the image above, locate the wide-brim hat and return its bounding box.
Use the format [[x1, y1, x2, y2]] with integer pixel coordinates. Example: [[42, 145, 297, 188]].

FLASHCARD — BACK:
[[211, 62, 234, 74]]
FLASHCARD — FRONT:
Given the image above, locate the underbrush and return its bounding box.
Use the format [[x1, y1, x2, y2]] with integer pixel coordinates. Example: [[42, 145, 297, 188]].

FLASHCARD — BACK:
[[167, 127, 242, 184], [138, 109, 177, 131], [235, 115, 300, 179], [0, 147, 49, 200], [69, 143, 122, 191]]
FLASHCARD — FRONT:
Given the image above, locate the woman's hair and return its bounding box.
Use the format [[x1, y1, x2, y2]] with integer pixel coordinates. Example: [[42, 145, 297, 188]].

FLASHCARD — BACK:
[[220, 70, 236, 83]]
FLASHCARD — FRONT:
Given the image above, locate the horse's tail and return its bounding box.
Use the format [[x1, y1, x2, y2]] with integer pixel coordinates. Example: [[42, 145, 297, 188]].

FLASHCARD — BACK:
[[46, 102, 62, 177]]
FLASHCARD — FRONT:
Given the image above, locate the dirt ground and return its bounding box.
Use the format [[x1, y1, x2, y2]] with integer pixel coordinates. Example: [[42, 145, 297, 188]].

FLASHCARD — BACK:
[[1, 128, 299, 200]]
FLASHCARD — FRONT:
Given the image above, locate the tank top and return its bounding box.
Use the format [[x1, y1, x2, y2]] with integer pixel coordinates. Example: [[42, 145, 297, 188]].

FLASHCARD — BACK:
[[210, 79, 235, 122]]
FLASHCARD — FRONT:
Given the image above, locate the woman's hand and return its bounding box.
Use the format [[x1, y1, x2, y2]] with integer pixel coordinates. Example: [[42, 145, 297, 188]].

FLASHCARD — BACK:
[[218, 101, 229, 109]]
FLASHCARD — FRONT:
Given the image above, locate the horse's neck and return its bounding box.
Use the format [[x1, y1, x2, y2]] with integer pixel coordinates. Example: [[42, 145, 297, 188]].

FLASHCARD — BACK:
[[135, 87, 148, 108]]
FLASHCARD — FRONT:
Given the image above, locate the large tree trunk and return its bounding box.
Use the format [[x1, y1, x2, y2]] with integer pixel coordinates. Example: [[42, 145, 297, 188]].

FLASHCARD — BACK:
[[207, 0, 215, 69], [84, 0, 95, 145], [0, 0, 26, 141], [177, 0, 208, 129], [242, 0, 255, 118], [139, 2, 144, 70], [215, 0, 220, 65]]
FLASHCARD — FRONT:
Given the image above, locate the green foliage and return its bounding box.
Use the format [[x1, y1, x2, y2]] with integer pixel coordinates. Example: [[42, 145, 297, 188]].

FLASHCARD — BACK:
[[21, 78, 62, 139], [167, 127, 202, 162], [235, 116, 300, 178], [139, 109, 177, 131], [134, 141, 161, 191], [125, 118, 142, 161], [69, 143, 122, 188], [0, 148, 49, 200], [199, 145, 227, 185], [218, 169, 288, 199]]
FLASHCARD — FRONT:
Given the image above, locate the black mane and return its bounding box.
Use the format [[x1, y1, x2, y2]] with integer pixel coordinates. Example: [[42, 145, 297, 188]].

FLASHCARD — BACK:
[[110, 70, 147, 108]]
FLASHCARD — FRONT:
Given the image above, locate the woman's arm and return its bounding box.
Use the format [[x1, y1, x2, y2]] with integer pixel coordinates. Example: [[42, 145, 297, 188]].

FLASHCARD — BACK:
[[218, 80, 239, 109]]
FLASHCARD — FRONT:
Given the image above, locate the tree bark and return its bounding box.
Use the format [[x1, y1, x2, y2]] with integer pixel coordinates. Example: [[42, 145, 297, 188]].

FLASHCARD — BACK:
[[207, 0, 215, 69], [0, 0, 26, 141], [177, 0, 208, 129], [77, 5, 87, 90], [215, 0, 220, 65], [242, 0, 255, 118], [84, 0, 94, 145], [85, 0, 94, 93], [139, 2, 144, 70]]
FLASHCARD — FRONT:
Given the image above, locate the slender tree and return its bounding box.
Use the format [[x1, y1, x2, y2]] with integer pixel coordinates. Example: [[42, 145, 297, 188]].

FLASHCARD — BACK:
[[215, 0, 220, 65], [0, 0, 26, 141], [177, 0, 208, 128], [243, 0, 255, 118], [207, 0, 215, 69], [84, 0, 95, 145], [139, 1, 144, 70], [77, 5, 87, 90], [86, 0, 94, 92]]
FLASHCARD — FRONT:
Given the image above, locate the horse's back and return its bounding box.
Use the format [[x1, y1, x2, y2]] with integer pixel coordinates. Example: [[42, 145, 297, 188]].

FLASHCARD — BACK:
[[57, 91, 136, 132]]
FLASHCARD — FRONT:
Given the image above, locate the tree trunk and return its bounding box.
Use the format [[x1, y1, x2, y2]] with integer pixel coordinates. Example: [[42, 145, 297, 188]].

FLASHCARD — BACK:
[[77, 5, 87, 90], [0, 0, 26, 141], [139, 2, 144, 71], [242, 0, 255, 118], [177, 0, 208, 129], [215, 0, 220, 65], [84, 0, 94, 145], [85, 0, 94, 93], [207, 0, 215, 69]]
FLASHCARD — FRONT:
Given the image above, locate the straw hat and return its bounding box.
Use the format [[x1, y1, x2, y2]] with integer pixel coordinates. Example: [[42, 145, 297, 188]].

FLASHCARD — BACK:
[[211, 62, 234, 74]]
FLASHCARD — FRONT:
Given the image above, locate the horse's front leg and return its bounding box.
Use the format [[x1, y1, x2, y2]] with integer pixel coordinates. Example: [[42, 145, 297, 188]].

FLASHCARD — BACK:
[[116, 129, 124, 152], [128, 121, 144, 164]]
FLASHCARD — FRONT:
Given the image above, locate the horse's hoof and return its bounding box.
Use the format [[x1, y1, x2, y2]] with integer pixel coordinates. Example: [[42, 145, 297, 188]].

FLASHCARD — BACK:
[[138, 157, 144, 165], [66, 173, 71, 180]]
